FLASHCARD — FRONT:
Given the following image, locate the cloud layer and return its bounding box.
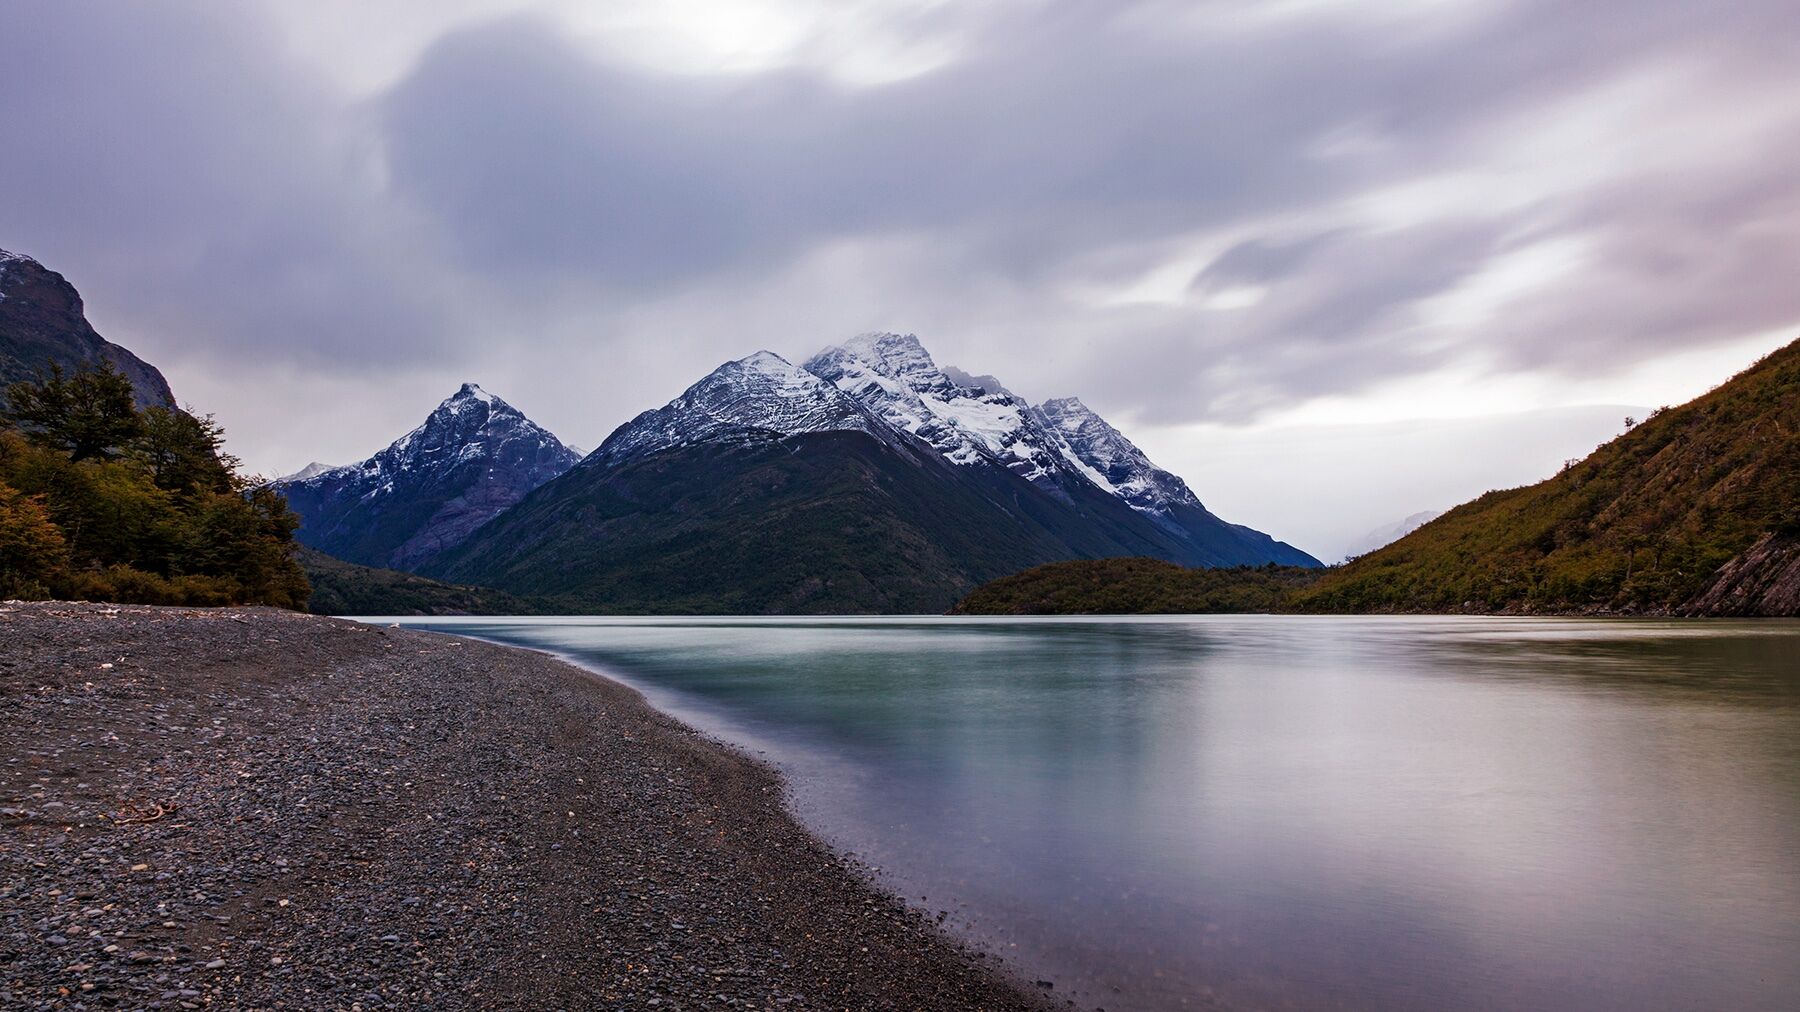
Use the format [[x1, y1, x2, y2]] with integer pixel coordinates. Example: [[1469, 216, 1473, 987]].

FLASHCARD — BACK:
[[2, 0, 1795, 553]]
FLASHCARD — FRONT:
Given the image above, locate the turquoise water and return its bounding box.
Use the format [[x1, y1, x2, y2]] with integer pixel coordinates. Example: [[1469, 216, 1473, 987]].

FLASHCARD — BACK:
[[389, 616, 1800, 1011]]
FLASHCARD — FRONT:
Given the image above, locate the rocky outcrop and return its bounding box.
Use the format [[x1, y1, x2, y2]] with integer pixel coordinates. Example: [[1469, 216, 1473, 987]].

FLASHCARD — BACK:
[[0, 249, 176, 409], [1682, 532, 1800, 616]]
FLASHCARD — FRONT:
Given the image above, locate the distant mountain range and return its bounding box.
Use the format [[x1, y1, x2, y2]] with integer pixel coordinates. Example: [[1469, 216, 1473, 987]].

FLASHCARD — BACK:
[[1343, 510, 1442, 561], [429, 335, 1314, 612], [275, 332, 1315, 612], [0, 249, 175, 409]]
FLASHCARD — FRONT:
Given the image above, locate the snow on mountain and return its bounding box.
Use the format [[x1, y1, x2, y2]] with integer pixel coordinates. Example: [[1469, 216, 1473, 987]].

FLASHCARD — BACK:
[[0, 247, 177, 408], [0, 249, 32, 303], [1344, 510, 1443, 560], [325, 383, 576, 495], [275, 383, 582, 570], [589, 351, 896, 469], [940, 365, 1017, 399], [274, 461, 340, 484], [802, 332, 1077, 487], [1033, 397, 1205, 517]]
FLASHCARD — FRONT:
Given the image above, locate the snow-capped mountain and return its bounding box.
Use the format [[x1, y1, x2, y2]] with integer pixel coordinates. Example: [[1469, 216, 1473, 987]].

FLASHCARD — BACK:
[[273, 461, 339, 484], [432, 333, 1318, 613], [589, 351, 901, 469], [799, 333, 1315, 568], [1033, 397, 1203, 518], [803, 332, 1081, 490], [276, 383, 581, 571]]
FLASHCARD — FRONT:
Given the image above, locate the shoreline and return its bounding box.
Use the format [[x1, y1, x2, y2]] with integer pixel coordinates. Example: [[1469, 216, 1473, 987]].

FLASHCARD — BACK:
[[1, 602, 1057, 1010]]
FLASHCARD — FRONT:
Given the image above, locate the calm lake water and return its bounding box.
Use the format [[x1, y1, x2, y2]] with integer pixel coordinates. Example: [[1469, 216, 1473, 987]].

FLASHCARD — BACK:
[[389, 616, 1800, 1011]]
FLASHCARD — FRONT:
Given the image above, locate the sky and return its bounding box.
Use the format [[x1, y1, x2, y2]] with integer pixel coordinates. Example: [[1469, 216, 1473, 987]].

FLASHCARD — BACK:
[[2, 0, 1796, 561]]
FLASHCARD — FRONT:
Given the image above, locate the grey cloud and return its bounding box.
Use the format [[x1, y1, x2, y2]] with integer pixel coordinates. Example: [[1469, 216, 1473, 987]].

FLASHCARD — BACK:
[[1, 0, 1797, 474], [0, 2, 450, 375]]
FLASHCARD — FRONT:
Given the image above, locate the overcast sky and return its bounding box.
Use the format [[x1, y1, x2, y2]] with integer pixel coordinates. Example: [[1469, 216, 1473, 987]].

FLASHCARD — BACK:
[[3, 0, 1795, 560]]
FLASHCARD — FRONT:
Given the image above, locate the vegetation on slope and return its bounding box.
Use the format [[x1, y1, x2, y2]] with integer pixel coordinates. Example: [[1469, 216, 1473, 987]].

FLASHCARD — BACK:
[[0, 363, 307, 606], [298, 546, 547, 616], [431, 430, 1191, 614], [952, 339, 1799, 617], [951, 557, 1320, 614], [1293, 339, 1799, 613]]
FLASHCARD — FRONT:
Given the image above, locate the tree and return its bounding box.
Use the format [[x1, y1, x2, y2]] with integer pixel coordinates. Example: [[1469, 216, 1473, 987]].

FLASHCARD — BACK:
[[0, 479, 69, 595], [134, 406, 236, 493], [4, 361, 143, 461], [0, 365, 310, 608]]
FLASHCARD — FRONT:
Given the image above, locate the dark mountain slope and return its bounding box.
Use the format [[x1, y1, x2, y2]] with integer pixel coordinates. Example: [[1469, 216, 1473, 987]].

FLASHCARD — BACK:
[[1294, 338, 1800, 613], [276, 384, 580, 571], [0, 249, 175, 409], [429, 428, 1241, 614], [430, 347, 1309, 613], [297, 546, 548, 616]]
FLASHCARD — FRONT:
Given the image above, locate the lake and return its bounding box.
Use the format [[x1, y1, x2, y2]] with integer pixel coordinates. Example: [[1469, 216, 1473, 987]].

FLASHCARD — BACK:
[[388, 615, 1800, 1011]]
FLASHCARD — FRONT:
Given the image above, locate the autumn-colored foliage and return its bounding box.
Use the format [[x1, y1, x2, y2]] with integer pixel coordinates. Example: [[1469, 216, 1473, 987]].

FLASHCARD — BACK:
[[0, 363, 308, 607]]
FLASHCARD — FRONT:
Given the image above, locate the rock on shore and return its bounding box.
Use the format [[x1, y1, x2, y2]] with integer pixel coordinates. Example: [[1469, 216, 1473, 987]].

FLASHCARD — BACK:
[[0, 602, 1054, 1010]]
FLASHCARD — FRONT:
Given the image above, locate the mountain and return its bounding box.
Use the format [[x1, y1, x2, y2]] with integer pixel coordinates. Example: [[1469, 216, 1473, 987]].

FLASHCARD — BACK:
[[587, 350, 905, 468], [805, 333, 1317, 568], [430, 343, 1314, 613], [1343, 510, 1443, 561], [1295, 338, 1800, 614], [0, 248, 175, 409], [275, 461, 339, 484], [276, 383, 581, 571]]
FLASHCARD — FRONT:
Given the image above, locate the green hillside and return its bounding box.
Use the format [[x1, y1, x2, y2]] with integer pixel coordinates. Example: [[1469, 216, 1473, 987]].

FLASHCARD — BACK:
[[951, 338, 1799, 617], [429, 430, 1203, 614], [951, 558, 1318, 614], [298, 546, 548, 616], [1295, 338, 1799, 613]]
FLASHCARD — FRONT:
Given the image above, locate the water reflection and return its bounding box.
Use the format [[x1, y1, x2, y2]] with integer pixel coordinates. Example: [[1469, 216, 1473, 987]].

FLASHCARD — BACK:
[[393, 616, 1800, 1012]]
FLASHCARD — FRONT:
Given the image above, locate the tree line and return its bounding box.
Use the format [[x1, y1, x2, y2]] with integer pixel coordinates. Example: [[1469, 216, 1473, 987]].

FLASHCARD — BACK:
[[0, 362, 308, 606]]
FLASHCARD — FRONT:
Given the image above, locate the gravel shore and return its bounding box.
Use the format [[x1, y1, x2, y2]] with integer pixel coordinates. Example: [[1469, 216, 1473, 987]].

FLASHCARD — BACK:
[[1, 602, 1057, 1010]]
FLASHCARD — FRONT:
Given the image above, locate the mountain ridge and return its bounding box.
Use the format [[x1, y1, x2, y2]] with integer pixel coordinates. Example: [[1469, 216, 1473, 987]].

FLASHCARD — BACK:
[[428, 336, 1316, 612]]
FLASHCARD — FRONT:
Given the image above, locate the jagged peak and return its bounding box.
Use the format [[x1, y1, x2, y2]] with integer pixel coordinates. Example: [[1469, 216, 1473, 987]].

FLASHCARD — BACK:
[[731, 350, 812, 381], [431, 382, 521, 420], [834, 332, 939, 374], [589, 349, 885, 470], [942, 365, 1015, 398]]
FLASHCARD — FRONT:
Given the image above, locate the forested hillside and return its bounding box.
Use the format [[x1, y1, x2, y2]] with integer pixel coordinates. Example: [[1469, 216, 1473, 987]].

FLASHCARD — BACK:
[[0, 364, 308, 606], [1294, 339, 1798, 613]]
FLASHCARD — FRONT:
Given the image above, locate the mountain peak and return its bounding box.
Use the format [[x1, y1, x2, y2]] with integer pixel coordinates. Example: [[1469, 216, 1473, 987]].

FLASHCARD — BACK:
[[590, 350, 889, 469], [805, 332, 1069, 477], [1034, 397, 1204, 514], [277, 385, 582, 571], [439, 382, 505, 412]]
